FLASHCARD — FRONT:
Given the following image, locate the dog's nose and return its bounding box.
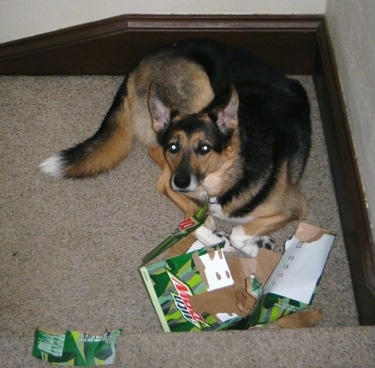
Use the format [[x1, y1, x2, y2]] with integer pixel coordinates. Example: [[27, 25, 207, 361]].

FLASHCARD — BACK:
[[173, 174, 191, 190]]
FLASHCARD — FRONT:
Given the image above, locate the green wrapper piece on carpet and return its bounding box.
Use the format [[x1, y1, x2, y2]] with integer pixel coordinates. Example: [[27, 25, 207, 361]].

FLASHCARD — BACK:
[[32, 328, 122, 366]]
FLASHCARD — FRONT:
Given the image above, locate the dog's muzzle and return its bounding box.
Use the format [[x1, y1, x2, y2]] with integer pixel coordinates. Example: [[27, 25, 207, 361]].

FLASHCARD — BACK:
[[171, 173, 199, 193]]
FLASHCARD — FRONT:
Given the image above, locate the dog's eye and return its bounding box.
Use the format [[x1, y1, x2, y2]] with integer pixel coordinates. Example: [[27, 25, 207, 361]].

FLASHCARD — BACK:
[[197, 144, 211, 155], [168, 143, 179, 154]]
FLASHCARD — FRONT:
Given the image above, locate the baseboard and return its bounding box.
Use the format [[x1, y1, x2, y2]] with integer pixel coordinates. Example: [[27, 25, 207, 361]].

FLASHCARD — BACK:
[[313, 19, 375, 325], [0, 15, 320, 75], [0, 14, 374, 324]]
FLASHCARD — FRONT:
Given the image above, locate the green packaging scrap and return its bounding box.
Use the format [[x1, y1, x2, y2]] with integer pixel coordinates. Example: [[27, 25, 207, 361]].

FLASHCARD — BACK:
[[32, 328, 122, 366], [141, 200, 209, 265]]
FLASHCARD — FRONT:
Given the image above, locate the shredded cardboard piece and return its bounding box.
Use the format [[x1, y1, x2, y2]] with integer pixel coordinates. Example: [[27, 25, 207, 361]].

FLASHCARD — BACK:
[[273, 308, 322, 328], [295, 222, 329, 242]]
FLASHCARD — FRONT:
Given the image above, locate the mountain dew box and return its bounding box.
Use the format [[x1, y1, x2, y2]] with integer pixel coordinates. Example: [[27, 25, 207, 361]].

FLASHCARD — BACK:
[[140, 204, 335, 332]]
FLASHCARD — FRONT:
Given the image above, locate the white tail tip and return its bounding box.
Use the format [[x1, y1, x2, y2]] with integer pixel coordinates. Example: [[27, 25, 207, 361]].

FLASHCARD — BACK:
[[39, 154, 64, 178]]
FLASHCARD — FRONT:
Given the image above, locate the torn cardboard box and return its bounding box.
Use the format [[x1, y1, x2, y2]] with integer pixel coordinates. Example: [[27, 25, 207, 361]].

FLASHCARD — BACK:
[[139, 206, 335, 332]]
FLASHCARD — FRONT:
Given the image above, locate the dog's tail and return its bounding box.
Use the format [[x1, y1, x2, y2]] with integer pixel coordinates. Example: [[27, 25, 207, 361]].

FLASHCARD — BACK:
[[40, 78, 134, 178]]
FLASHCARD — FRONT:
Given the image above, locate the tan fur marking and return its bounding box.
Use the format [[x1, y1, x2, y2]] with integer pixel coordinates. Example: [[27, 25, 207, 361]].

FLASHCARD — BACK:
[[239, 163, 307, 237], [202, 131, 243, 197]]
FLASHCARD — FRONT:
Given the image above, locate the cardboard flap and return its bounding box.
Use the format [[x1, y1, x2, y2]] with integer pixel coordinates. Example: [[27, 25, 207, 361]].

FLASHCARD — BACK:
[[190, 285, 256, 318], [227, 250, 281, 284], [167, 234, 197, 257], [294, 222, 332, 242]]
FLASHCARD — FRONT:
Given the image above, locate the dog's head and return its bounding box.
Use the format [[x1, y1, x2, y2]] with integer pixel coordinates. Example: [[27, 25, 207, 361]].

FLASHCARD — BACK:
[[148, 83, 241, 199]]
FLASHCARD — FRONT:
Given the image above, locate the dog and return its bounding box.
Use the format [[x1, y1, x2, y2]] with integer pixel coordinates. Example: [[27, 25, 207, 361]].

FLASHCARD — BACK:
[[40, 38, 311, 257]]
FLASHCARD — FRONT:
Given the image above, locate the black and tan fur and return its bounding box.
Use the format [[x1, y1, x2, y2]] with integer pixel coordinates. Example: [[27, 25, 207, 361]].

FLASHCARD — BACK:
[[40, 38, 311, 257]]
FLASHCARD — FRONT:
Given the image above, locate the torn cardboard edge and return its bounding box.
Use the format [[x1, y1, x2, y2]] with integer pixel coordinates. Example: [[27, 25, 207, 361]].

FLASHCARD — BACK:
[[189, 247, 281, 318], [32, 327, 122, 366], [140, 209, 335, 332]]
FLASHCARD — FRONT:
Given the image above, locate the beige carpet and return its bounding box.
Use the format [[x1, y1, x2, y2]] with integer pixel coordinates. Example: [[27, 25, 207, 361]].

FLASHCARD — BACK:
[[1, 75, 374, 367]]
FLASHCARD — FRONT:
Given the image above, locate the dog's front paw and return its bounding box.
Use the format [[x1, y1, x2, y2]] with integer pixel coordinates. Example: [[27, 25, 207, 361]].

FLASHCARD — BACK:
[[230, 226, 275, 257], [193, 225, 231, 249]]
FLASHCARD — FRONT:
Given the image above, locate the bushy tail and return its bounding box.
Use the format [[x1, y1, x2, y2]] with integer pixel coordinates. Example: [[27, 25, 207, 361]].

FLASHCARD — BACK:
[[40, 78, 134, 178]]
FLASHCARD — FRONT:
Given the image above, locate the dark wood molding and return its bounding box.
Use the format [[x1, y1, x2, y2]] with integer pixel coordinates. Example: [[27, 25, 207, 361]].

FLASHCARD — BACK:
[[0, 14, 374, 324], [313, 18, 375, 325], [0, 15, 320, 75]]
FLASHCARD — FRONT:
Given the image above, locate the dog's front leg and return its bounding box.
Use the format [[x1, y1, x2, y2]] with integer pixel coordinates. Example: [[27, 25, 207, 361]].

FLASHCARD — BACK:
[[148, 147, 199, 219], [192, 214, 232, 249], [229, 214, 292, 257], [229, 183, 307, 257]]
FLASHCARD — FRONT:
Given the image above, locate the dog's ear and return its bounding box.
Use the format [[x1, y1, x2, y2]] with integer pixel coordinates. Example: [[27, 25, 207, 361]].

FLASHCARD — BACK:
[[215, 85, 239, 134], [148, 83, 172, 133]]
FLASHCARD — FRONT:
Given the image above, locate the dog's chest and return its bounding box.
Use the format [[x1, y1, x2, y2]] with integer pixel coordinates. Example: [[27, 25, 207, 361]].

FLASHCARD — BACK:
[[208, 197, 252, 224]]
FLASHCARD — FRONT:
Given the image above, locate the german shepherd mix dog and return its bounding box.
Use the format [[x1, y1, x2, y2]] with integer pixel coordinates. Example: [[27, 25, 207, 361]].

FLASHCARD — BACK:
[[40, 38, 311, 257]]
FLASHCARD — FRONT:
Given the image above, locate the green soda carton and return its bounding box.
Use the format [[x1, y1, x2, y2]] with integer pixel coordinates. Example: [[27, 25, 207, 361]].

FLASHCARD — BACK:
[[140, 204, 335, 332]]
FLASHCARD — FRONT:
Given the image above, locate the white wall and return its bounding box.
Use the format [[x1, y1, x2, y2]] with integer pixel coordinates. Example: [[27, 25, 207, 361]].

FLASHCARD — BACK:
[[0, 0, 326, 44], [326, 0, 375, 234]]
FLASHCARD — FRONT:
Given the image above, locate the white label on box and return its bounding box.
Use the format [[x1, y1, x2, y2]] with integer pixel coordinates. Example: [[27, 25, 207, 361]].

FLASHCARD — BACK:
[[199, 250, 234, 291], [263, 234, 334, 304]]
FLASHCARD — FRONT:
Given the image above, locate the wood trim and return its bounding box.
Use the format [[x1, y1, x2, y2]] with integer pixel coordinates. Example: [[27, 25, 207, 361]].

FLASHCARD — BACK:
[[0, 14, 374, 324], [0, 15, 320, 75], [313, 18, 375, 325]]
